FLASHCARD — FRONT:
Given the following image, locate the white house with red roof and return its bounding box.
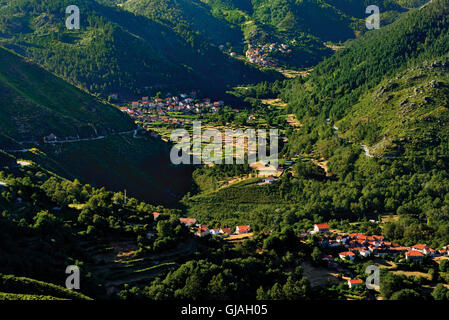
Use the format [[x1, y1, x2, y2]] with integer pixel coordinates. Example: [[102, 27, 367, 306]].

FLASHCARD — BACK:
[[209, 228, 221, 235], [235, 225, 251, 234], [348, 279, 364, 288], [359, 249, 371, 257], [412, 244, 431, 255], [262, 177, 276, 184], [339, 251, 355, 261], [152, 212, 160, 221], [195, 227, 210, 237], [313, 223, 330, 233]]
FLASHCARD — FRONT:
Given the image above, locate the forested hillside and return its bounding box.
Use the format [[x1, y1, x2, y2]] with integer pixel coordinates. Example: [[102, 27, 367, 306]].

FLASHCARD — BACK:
[[0, 0, 274, 98], [282, 0, 449, 156], [184, 0, 449, 262], [0, 160, 311, 300], [203, 0, 423, 67], [0, 46, 134, 142], [0, 162, 190, 298], [0, 46, 192, 205]]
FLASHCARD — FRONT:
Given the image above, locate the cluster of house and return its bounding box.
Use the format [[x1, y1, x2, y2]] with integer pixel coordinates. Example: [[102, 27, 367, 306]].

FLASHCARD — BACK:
[[307, 222, 449, 288], [152, 212, 251, 238], [311, 223, 449, 262], [120, 95, 225, 121], [245, 43, 291, 67], [119, 95, 227, 127]]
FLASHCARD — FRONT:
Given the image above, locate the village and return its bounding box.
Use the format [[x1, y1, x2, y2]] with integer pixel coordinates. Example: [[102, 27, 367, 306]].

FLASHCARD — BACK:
[[151, 212, 252, 240], [245, 42, 292, 68], [117, 93, 229, 129], [148, 213, 449, 291], [305, 222, 449, 289]]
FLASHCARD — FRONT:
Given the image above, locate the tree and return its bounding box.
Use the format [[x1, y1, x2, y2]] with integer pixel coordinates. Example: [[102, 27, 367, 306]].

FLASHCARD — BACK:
[[380, 273, 404, 300], [439, 259, 449, 273], [282, 276, 308, 300], [390, 289, 421, 300], [156, 220, 173, 237], [432, 284, 449, 300], [32, 210, 59, 233], [311, 247, 322, 264]]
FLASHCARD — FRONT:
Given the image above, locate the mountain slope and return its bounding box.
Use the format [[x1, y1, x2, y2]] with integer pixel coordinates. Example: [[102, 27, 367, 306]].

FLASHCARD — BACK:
[[123, 0, 243, 46], [282, 0, 449, 155], [0, 46, 134, 142], [104, 0, 421, 70], [0, 0, 273, 98], [0, 46, 192, 205], [336, 61, 449, 157]]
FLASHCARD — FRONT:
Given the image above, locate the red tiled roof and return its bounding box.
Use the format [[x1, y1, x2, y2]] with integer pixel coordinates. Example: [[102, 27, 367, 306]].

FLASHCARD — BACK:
[[406, 250, 424, 257], [340, 251, 355, 256], [413, 244, 427, 250], [179, 218, 197, 224], [315, 223, 330, 229], [349, 233, 365, 239], [349, 279, 363, 284], [390, 246, 410, 251]]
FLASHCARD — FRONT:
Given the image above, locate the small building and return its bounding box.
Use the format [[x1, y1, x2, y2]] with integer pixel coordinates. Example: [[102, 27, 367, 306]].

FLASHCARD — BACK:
[[348, 279, 364, 288], [412, 244, 430, 255], [339, 251, 355, 261], [219, 228, 232, 235], [263, 177, 276, 184], [359, 249, 371, 258], [313, 223, 330, 233], [235, 225, 251, 234], [179, 218, 197, 227], [328, 240, 341, 248], [406, 250, 424, 261], [195, 227, 210, 237], [209, 228, 221, 235], [45, 133, 58, 142], [152, 212, 160, 221]]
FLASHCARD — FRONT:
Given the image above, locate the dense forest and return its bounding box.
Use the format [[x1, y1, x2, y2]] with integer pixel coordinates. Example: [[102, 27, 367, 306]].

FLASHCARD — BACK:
[[0, 0, 424, 100], [0, 0, 277, 99]]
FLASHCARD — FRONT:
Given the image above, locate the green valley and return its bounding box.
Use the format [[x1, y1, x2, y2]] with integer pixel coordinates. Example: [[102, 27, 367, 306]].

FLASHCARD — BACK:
[[2, 0, 449, 306]]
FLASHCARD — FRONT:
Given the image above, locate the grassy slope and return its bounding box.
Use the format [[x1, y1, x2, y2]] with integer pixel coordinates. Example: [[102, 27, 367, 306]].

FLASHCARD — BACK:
[[0, 46, 135, 141], [336, 62, 449, 156], [0, 274, 92, 300], [0, 47, 192, 206], [283, 0, 449, 154]]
